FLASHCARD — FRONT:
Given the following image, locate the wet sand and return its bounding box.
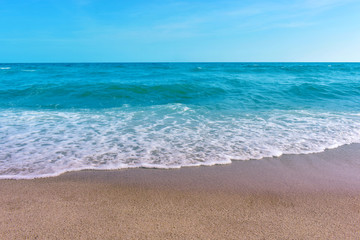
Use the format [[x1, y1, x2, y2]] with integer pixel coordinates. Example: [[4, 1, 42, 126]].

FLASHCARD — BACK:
[[1, 144, 360, 239]]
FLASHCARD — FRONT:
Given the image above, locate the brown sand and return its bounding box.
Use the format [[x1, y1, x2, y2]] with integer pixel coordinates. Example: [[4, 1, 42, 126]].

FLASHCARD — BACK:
[[1, 144, 360, 239]]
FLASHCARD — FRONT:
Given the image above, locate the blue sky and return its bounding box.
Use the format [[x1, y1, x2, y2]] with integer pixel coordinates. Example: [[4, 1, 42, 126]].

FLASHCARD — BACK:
[[1, 0, 360, 62]]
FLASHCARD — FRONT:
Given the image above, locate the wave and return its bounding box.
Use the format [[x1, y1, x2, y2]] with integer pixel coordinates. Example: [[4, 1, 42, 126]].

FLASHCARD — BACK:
[[287, 82, 360, 99], [1, 107, 360, 179], [0, 82, 227, 109], [1, 79, 360, 110]]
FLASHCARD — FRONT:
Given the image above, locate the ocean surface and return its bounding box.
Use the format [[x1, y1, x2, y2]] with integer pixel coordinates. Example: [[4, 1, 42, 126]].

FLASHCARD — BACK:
[[1, 63, 360, 179]]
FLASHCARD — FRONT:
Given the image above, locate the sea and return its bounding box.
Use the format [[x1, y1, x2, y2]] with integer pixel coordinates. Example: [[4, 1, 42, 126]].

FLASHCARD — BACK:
[[1, 63, 360, 179]]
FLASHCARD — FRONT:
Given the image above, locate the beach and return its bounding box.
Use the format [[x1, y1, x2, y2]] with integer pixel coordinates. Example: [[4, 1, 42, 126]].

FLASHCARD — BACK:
[[1, 143, 360, 239], [1, 0, 360, 237]]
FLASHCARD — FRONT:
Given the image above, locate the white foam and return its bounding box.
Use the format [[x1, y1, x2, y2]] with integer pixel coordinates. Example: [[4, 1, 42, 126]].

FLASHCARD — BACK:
[[21, 70, 36, 72], [0, 67, 10, 70], [1, 106, 360, 179]]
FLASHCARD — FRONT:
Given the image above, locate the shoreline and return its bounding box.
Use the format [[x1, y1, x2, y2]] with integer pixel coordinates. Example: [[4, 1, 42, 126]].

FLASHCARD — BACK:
[[1, 143, 360, 239]]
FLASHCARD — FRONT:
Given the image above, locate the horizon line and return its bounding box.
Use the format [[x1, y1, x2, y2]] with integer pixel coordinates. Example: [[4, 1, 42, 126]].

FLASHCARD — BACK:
[[1, 61, 360, 64]]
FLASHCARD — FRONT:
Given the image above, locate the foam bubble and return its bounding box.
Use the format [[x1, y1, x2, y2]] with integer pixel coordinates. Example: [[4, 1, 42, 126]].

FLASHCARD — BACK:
[[1, 106, 360, 179]]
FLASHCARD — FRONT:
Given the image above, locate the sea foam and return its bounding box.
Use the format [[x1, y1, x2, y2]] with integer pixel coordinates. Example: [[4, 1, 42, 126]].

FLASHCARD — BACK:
[[1, 106, 360, 179]]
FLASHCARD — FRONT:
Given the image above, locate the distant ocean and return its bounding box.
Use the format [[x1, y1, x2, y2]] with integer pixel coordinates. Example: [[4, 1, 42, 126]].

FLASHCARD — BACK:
[[1, 63, 360, 179]]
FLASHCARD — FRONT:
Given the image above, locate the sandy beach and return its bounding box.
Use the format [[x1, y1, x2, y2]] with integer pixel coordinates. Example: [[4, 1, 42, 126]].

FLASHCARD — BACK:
[[1, 144, 360, 239]]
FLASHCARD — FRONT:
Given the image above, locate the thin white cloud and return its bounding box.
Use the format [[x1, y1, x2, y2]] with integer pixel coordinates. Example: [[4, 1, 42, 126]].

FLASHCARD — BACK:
[[46, 0, 358, 43], [302, 0, 354, 9]]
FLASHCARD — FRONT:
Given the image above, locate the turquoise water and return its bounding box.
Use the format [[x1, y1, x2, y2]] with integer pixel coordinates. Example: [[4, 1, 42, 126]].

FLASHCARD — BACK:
[[1, 63, 360, 179]]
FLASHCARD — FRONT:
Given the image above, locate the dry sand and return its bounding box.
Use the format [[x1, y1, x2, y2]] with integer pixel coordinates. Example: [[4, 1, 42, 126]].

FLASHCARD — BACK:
[[1, 144, 360, 239]]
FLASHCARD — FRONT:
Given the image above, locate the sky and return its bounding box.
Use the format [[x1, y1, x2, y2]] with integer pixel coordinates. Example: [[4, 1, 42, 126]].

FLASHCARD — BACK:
[[0, 0, 360, 62]]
